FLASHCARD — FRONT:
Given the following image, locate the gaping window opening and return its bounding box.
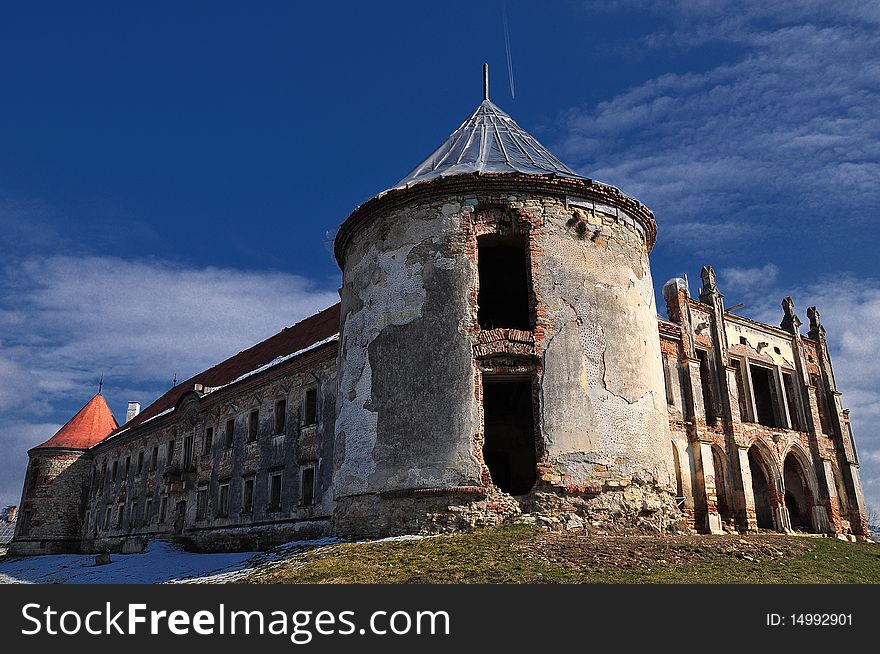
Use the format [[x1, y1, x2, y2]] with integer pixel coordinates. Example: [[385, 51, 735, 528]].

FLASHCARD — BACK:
[[248, 410, 259, 442], [749, 364, 779, 428], [136, 450, 144, 475], [166, 440, 175, 467], [224, 418, 235, 449], [269, 472, 283, 511], [203, 427, 213, 455], [301, 467, 316, 506], [481, 377, 537, 496], [242, 477, 255, 514], [303, 388, 318, 426], [196, 486, 207, 519], [477, 233, 532, 331], [183, 434, 193, 468], [274, 399, 287, 434], [150, 446, 159, 472], [217, 482, 230, 517]]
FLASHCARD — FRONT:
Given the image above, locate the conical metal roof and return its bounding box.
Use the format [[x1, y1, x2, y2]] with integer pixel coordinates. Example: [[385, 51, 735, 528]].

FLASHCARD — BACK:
[[393, 70, 581, 189]]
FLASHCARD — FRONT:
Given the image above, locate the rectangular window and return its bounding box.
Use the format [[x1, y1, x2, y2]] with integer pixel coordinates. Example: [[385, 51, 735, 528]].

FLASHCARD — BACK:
[[166, 440, 175, 466], [159, 496, 168, 523], [304, 389, 318, 426], [136, 450, 144, 475], [242, 477, 254, 514], [203, 427, 214, 455], [104, 507, 112, 530], [217, 483, 230, 517], [183, 434, 193, 468], [477, 233, 532, 331], [269, 473, 283, 511], [196, 487, 208, 519], [115, 504, 124, 528], [225, 418, 235, 449], [248, 410, 259, 442], [301, 467, 316, 506], [111, 459, 118, 483], [129, 500, 138, 528], [749, 364, 780, 428], [145, 498, 153, 524], [274, 399, 287, 434], [124, 455, 131, 478], [151, 446, 159, 471]]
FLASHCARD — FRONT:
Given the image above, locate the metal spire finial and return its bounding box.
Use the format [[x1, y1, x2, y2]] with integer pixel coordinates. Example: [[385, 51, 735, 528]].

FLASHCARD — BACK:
[[483, 63, 489, 101], [98, 373, 104, 395]]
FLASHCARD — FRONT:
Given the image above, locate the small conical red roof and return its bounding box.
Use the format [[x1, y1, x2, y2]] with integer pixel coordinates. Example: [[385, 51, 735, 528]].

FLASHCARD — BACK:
[[33, 394, 118, 451]]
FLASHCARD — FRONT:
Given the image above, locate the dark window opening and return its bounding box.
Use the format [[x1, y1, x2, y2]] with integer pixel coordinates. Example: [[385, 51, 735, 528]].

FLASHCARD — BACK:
[[482, 378, 537, 495], [124, 455, 131, 478], [159, 496, 167, 523], [301, 467, 316, 506], [224, 418, 235, 449], [477, 234, 531, 331], [183, 434, 193, 468], [304, 389, 318, 426], [248, 410, 259, 442], [136, 451, 144, 475], [242, 478, 254, 514], [104, 507, 112, 530], [274, 399, 287, 434], [151, 446, 158, 472], [748, 449, 774, 529], [166, 440, 175, 467], [749, 365, 779, 428], [696, 349, 716, 421], [269, 473, 283, 511], [145, 498, 153, 524], [111, 460, 118, 483], [782, 372, 802, 430], [217, 483, 230, 517], [739, 336, 748, 346], [203, 427, 213, 455], [115, 504, 124, 528], [196, 487, 207, 520]]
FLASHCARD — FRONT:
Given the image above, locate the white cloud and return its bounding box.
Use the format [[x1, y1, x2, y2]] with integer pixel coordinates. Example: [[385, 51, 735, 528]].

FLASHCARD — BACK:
[[719, 264, 779, 293], [561, 2, 880, 248], [0, 255, 339, 507]]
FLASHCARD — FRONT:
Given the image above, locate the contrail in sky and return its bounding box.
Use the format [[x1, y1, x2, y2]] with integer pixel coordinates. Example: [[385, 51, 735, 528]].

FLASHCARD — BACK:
[[502, 1, 515, 98]]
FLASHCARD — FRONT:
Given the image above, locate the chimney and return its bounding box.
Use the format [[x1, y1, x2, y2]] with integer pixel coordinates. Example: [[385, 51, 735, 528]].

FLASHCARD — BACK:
[[126, 402, 141, 423]]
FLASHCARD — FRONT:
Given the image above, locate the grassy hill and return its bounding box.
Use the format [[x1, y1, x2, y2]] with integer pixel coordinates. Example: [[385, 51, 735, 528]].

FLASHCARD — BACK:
[[237, 525, 880, 584]]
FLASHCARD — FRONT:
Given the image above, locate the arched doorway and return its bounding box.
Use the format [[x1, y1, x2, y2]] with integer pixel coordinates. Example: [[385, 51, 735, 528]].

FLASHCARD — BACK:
[[712, 447, 734, 526], [748, 448, 775, 529], [783, 454, 815, 533]]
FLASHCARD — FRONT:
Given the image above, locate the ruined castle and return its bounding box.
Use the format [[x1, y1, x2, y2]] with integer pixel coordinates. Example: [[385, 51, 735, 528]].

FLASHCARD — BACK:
[[10, 69, 869, 555]]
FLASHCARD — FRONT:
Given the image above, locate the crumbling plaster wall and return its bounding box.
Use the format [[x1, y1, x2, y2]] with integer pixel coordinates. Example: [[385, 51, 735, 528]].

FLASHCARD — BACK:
[[334, 189, 676, 532], [535, 200, 674, 491]]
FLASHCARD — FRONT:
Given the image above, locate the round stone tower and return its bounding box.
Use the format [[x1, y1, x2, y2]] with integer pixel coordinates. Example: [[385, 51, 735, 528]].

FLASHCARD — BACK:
[[9, 393, 117, 554], [332, 68, 677, 537]]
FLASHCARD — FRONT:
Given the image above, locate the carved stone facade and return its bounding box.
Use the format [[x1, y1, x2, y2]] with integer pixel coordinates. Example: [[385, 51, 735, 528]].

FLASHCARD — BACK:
[[661, 269, 869, 539]]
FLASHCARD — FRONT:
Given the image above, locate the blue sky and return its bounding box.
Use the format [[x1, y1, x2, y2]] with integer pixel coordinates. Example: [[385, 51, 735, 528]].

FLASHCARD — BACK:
[[1, 1, 878, 513]]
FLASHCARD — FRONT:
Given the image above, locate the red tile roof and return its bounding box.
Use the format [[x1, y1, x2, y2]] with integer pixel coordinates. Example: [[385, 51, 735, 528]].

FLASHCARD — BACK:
[[106, 302, 341, 441], [34, 393, 118, 451]]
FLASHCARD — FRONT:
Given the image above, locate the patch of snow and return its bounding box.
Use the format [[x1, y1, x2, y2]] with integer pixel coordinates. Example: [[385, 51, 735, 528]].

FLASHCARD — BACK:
[[0, 540, 259, 584]]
